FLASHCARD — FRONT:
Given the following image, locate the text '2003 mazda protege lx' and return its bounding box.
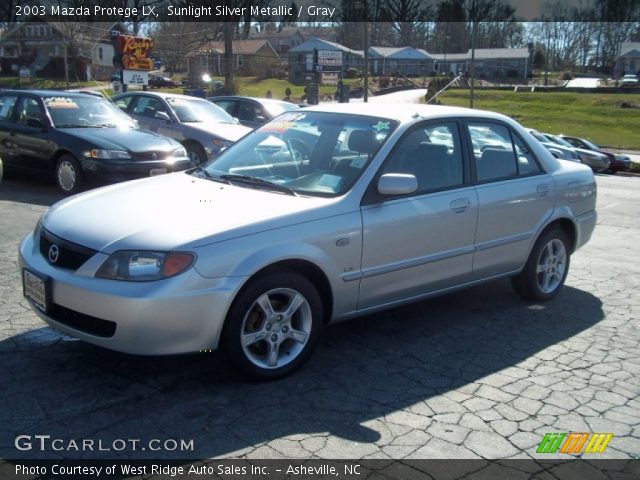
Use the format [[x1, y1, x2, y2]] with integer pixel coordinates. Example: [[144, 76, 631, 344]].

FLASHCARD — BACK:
[[19, 104, 597, 379]]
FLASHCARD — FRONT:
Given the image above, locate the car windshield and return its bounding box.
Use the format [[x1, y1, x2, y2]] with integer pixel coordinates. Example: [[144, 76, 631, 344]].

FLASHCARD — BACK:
[[201, 111, 398, 197], [45, 95, 136, 128], [579, 138, 599, 150], [544, 134, 574, 148], [262, 99, 299, 117], [165, 96, 236, 124], [530, 131, 549, 143]]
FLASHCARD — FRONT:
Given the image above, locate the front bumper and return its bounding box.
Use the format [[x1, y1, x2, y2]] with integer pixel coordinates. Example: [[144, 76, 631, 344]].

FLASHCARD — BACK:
[[81, 157, 193, 183], [19, 232, 245, 355]]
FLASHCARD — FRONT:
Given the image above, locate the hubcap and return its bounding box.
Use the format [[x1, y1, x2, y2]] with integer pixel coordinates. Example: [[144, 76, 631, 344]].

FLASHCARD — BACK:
[[57, 160, 76, 192], [536, 238, 567, 294], [240, 288, 312, 370]]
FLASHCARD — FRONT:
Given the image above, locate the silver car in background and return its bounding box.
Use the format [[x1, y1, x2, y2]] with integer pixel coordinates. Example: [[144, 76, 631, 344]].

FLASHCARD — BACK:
[[112, 92, 251, 165], [541, 132, 610, 172], [19, 104, 597, 379]]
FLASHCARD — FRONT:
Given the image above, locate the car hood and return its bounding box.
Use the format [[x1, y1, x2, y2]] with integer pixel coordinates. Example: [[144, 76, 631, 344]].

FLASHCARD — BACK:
[[42, 172, 333, 253], [185, 121, 251, 141], [62, 127, 178, 152]]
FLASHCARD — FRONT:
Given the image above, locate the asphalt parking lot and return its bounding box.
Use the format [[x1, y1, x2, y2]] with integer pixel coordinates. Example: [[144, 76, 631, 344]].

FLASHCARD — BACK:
[[0, 172, 638, 461]]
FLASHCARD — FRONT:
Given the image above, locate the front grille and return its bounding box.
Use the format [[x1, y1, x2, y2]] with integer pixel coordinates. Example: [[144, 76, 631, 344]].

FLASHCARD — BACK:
[[49, 303, 117, 338], [39, 229, 97, 271], [132, 151, 170, 161]]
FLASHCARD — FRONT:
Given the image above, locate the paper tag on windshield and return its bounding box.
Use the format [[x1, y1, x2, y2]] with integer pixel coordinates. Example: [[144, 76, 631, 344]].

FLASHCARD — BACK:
[[317, 174, 342, 189]]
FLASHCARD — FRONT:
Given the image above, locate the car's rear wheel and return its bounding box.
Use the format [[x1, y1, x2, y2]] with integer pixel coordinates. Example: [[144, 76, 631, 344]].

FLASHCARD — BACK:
[[55, 154, 85, 195], [184, 142, 207, 166], [512, 227, 570, 301], [222, 271, 323, 379]]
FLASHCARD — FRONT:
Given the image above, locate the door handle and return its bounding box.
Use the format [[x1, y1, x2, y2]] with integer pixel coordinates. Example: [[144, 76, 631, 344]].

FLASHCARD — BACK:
[[450, 198, 471, 213], [536, 184, 550, 197]]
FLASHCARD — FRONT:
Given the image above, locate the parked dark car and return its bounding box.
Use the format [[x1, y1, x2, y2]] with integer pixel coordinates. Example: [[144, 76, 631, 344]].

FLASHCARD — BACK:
[[0, 90, 191, 194], [560, 135, 631, 173], [210, 96, 300, 129], [148, 76, 181, 88]]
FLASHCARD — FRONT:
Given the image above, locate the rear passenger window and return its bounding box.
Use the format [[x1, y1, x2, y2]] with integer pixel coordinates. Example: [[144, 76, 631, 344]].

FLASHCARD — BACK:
[[469, 123, 540, 182], [381, 122, 464, 194], [0, 95, 18, 121]]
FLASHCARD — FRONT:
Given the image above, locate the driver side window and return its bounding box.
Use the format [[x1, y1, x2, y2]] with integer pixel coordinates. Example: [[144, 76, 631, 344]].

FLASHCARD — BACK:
[[132, 97, 167, 118], [381, 122, 464, 194]]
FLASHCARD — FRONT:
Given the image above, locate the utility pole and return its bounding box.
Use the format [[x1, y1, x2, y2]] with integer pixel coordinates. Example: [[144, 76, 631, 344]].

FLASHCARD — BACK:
[[363, 1, 369, 103], [469, 1, 477, 109]]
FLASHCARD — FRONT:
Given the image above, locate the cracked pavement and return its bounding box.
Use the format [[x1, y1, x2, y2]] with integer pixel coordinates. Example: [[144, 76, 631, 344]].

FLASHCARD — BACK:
[[0, 173, 638, 461]]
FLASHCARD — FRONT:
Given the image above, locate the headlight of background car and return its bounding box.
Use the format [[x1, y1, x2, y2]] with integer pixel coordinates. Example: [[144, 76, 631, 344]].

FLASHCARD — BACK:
[[83, 149, 131, 160], [96, 251, 195, 281], [212, 139, 232, 150], [172, 146, 187, 158]]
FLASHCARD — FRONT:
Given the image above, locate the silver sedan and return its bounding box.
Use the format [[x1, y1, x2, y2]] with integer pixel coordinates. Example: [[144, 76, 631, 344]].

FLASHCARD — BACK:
[[19, 104, 597, 379]]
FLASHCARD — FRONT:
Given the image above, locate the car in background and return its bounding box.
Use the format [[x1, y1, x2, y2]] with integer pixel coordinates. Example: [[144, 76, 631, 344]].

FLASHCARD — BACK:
[[0, 90, 191, 194], [0, 154, 3, 183], [210, 96, 300, 129], [19, 103, 597, 379], [112, 92, 251, 165], [560, 135, 630, 173], [527, 129, 580, 162], [148, 76, 181, 88], [620, 74, 639, 86], [541, 132, 610, 172]]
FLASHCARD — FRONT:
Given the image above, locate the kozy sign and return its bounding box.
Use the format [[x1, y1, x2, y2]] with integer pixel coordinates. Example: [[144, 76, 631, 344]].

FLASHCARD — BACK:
[[115, 35, 154, 71]]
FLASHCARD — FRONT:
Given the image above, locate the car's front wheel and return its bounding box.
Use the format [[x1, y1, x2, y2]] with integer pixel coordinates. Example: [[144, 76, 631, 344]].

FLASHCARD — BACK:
[[184, 142, 207, 166], [222, 271, 323, 379], [55, 154, 85, 195], [512, 227, 570, 301]]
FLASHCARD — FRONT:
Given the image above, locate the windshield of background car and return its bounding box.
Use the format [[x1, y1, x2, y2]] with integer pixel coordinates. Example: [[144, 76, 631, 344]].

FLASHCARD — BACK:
[[263, 100, 299, 117], [204, 111, 398, 197], [44, 95, 136, 128], [166, 97, 236, 124]]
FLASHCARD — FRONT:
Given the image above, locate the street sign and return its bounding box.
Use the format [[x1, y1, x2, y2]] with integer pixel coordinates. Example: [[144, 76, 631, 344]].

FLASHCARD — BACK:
[[122, 70, 148, 85]]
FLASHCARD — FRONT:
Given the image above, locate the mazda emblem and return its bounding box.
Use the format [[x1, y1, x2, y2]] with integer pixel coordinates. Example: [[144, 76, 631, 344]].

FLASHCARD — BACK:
[[151, 152, 158, 159], [48, 244, 59, 263]]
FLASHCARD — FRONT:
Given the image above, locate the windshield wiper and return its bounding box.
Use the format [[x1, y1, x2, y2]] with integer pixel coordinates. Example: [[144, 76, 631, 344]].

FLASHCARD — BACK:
[[56, 124, 96, 128], [220, 174, 297, 196], [191, 166, 230, 184]]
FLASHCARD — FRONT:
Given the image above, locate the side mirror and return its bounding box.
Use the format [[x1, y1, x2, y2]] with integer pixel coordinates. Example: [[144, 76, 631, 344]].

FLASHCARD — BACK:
[[154, 111, 171, 122], [377, 173, 418, 196], [26, 118, 45, 129]]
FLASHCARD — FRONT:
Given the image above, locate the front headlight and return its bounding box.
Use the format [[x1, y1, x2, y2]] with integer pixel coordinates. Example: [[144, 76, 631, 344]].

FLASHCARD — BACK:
[[96, 251, 195, 281], [83, 149, 131, 160], [172, 146, 187, 158], [212, 139, 232, 149]]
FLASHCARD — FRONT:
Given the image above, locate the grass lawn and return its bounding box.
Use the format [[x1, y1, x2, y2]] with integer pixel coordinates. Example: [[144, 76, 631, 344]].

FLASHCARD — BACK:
[[0, 76, 99, 89], [438, 89, 640, 150]]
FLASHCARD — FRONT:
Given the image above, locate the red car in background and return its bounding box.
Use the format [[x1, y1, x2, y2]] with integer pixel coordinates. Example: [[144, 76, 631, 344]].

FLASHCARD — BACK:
[[560, 135, 631, 174]]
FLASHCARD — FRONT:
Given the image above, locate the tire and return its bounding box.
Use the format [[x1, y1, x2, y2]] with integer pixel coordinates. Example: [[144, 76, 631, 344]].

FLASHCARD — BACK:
[[184, 142, 207, 167], [55, 154, 85, 195], [512, 227, 570, 302], [222, 271, 324, 379]]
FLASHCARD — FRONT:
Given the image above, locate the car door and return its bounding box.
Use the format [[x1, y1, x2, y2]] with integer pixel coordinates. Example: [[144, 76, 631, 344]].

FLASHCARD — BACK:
[[467, 121, 554, 278], [358, 121, 478, 309], [0, 93, 20, 168], [10, 95, 55, 172], [129, 95, 174, 136]]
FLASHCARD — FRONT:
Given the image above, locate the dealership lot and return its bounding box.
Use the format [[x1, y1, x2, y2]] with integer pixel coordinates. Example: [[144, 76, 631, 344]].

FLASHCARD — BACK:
[[0, 173, 638, 460]]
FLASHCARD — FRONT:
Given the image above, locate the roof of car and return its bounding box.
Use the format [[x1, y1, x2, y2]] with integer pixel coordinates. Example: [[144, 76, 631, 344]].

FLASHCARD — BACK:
[[113, 91, 205, 100], [303, 102, 514, 125]]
